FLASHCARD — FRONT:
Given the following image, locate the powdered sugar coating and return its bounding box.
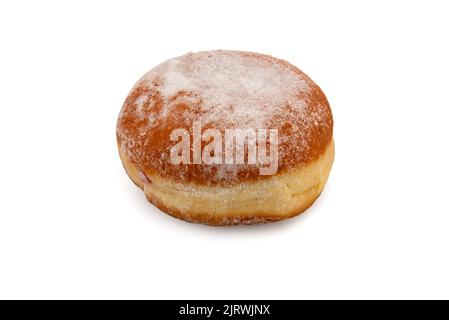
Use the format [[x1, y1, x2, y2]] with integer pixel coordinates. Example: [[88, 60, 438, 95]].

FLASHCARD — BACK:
[[117, 50, 333, 186], [143, 51, 310, 128]]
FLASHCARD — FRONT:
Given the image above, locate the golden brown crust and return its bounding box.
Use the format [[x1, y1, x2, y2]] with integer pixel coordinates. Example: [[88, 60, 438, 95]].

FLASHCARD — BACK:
[[116, 50, 333, 187]]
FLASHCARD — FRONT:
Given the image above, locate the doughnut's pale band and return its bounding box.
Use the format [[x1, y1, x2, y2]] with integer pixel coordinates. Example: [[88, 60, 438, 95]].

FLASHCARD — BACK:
[[119, 139, 334, 225]]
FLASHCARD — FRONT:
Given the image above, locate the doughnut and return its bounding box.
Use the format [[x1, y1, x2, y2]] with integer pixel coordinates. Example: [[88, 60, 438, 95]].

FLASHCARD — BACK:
[[116, 50, 334, 225]]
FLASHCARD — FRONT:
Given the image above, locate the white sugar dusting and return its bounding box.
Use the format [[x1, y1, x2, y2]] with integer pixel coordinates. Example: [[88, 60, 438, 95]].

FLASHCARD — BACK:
[[139, 50, 311, 129], [134, 95, 147, 119]]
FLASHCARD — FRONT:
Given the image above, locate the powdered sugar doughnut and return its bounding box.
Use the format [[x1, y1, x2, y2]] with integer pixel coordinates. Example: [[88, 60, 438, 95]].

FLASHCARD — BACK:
[[117, 50, 334, 225]]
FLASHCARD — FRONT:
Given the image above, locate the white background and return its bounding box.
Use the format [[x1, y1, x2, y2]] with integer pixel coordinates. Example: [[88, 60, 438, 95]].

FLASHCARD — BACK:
[[1, 0, 448, 299]]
